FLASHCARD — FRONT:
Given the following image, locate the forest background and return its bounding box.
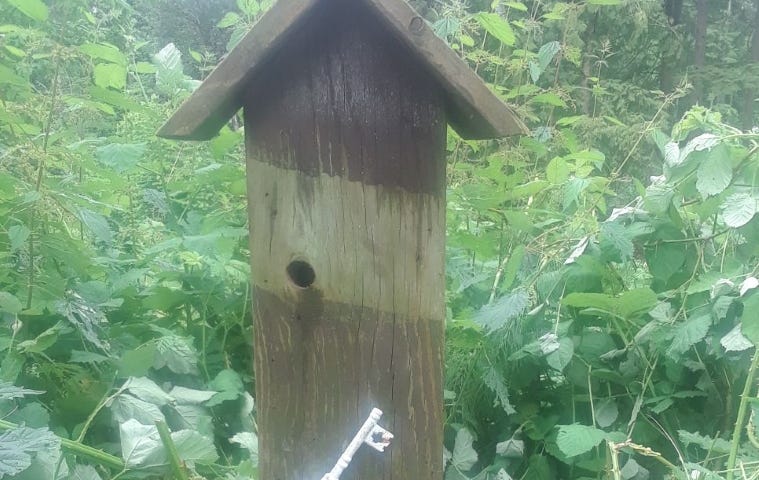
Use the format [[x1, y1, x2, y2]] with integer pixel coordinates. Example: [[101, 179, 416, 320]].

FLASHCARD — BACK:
[[0, 0, 759, 479]]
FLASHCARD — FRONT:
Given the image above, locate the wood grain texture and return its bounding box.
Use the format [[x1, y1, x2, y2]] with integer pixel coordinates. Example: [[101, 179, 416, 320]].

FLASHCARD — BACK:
[[157, 0, 526, 141], [245, 4, 446, 478], [360, 0, 528, 138]]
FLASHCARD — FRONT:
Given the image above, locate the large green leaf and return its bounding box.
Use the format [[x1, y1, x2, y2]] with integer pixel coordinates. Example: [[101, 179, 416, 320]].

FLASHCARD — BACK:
[[0, 382, 43, 400], [696, 145, 732, 197], [721, 191, 756, 228], [123, 377, 173, 406], [475, 13, 515, 46], [6, 0, 49, 22], [0, 292, 23, 314], [0, 427, 59, 477], [79, 43, 127, 66], [617, 288, 658, 319], [77, 209, 112, 244], [95, 143, 146, 173], [646, 243, 686, 285], [555, 424, 607, 457], [0, 63, 27, 87], [451, 428, 478, 471], [475, 289, 530, 332], [546, 337, 574, 372], [667, 315, 711, 358], [530, 41, 561, 82], [93, 63, 127, 90], [546, 157, 570, 184], [483, 367, 516, 415]]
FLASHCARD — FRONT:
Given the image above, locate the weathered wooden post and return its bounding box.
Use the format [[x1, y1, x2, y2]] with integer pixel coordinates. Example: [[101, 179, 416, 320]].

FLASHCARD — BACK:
[[158, 0, 526, 478]]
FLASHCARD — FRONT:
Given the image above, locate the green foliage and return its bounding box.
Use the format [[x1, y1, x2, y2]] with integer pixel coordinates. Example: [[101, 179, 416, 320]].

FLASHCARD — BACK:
[[0, 0, 758, 479]]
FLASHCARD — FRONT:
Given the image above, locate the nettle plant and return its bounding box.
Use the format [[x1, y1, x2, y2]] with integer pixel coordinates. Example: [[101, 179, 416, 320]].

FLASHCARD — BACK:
[[443, 105, 759, 479], [0, 1, 257, 479]]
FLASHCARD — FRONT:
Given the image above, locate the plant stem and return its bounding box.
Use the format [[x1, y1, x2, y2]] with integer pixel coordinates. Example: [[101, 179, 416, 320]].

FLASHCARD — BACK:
[[726, 349, 759, 480], [0, 419, 125, 470], [156, 420, 189, 480]]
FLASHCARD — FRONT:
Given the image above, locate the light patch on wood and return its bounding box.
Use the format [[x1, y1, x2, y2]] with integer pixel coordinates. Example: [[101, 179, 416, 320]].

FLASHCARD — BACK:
[[247, 160, 445, 321]]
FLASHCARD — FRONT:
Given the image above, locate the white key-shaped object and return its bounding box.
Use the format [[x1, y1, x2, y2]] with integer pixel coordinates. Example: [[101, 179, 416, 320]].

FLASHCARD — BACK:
[[321, 408, 394, 480]]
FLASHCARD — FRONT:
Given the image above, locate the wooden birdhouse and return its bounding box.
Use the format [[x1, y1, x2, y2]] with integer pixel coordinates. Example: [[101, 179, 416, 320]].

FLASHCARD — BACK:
[[158, 0, 526, 478]]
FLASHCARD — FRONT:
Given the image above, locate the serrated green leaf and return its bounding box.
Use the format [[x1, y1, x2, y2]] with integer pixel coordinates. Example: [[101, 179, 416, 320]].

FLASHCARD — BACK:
[[0, 427, 59, 477], [77, 209, 112, 244], [595, 399, 618, 428], [93, 63, 126, 90], [120, 419, 163, 468], [171, 430, 219, 464], [721, 191, 756, 228], [667, 315, 711, 358], [0, 292, 23, 314], [720, 324, 754, 352], [118, 344, 156, 378], [696, 144, 732, 197], [217, 12, 240, 28], [123, 377, 173, 406], [6, 0, 48, 22], [154, 335, 198, 375], [500, 244, 525, 290], [476, 13, 515, 46], [452, 428, 478, 471], [483, 367, 516, 415], [556, 424, 607, 457], [110, 393, 166, 425], [618, 288, 658, 319], [0, 382, 43, 400], [546, 157, 570, 184], [646, 243, 686, 284], [79, 43, 126, 66], [562, 292, 616, 314], [530, 41, 561, 82], [95, 142, 146, 173], [546, 337, 573, 372], [678, 430, 731, 454], [600, 222, 633, 262], [475, 289, 530, 332], [505, 2, 528, 11], [70, 350, 110, 364], [169, 386, 218, 405]]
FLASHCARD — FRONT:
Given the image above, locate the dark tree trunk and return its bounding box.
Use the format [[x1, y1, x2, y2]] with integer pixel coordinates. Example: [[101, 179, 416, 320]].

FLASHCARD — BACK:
[[692, 0, 708, 103], [741, 0, 759, 129], [659, 0, 683, 92]]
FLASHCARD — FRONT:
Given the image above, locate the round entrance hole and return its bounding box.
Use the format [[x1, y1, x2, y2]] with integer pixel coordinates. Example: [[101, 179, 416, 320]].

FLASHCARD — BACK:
[[286, 260, 316, 288]]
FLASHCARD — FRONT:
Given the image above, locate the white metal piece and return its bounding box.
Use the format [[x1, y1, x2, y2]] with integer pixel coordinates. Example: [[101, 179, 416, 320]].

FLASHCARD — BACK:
[[321, 408, 394, 480]]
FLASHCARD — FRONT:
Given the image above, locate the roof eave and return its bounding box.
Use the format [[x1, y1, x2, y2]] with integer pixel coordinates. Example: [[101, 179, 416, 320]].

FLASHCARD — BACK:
[[156, 0, 528, 141]]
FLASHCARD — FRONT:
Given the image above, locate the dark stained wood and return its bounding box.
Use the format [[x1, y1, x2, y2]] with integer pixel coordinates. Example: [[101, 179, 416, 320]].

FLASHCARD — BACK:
[[245, 2, 446, 478], [243, 1, 446, 194], [360, 0, 527, 138], [156, 0, 527, 141]]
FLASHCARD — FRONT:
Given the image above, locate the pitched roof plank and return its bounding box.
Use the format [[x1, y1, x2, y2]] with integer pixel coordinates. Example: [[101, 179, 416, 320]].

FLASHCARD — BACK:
[[359, 0, 527, 138], [157, 0, 527, 141], [157, 0, 322, 140]]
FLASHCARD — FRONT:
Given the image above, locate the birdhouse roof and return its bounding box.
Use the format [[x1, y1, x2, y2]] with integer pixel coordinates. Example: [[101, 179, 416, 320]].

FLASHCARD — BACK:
[[157, 0, 528, 141]]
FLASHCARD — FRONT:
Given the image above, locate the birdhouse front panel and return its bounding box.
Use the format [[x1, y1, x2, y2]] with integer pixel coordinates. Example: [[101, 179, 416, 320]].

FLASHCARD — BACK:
[[244, 1, 446, 478]]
